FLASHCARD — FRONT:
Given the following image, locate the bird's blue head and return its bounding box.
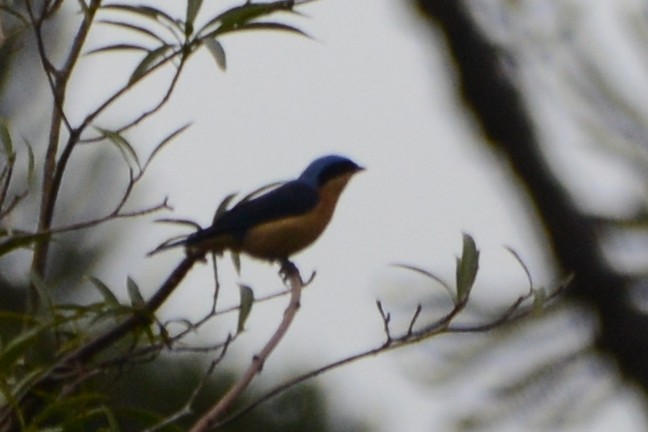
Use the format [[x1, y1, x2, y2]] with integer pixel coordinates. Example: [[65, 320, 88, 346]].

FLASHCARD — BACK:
[[298, 155, 364, 187]]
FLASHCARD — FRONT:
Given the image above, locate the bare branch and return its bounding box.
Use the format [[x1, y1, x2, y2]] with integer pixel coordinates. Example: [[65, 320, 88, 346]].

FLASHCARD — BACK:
[[189, 260, 304, 432], [215, 281, 567, 429]]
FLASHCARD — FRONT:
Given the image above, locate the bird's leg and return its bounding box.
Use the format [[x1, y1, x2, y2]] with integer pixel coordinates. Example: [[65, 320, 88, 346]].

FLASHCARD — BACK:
[[279, 259, 300, 284]]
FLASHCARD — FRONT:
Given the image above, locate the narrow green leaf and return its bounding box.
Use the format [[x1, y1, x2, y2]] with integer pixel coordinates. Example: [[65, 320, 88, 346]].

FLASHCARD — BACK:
[[532, 287, 547, 316], [199, 0, 297, 37], [129, 44, 173, 84], [0, 325, 45, 371], [25, 140, 35, 183], [143, 122, 191, 171], [95, 127, 141, 173], [204, 38, 226, 71], [101, 4, 178, 27], [213, 193, 238, 223], [99, 404, 121, 432], [391, 263, 454, 300], [0, 120, 15, 163], [231, 251, 241, 275], [29, 271, 54, 315], [0, 367, 44, 411], [88, 276, 120, 307], [237, 284, 254, 333], [98, 19, 166, 43], [185, 0, 203, 36], [0, 231, 50, 258], [127, 277, 145, 307], [236, 182, 283, 206], [455, 233, 479, 302], [226, 21, 310, 38], [86, 43, 151, 56], [505, 246, 534, 290]]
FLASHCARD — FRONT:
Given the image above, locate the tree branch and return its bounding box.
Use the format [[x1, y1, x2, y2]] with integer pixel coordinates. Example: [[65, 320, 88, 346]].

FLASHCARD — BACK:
[[189, 261, 304, 432]]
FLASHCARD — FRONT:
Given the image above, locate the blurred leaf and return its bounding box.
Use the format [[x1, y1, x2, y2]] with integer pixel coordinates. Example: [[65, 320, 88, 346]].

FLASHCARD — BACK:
[[129, 44, 173, 84], [213, 192, 238, 223], [204, 38, 226, 71], [185, 0, 203, 36], [98, 19, 167, 43], [200, 0, 297, 36], [25, 140, 35, 183], [0, 325, 45, 371], [33, 392, 107, 427], [231, 251, 241, 275], [0, 367, 44, 415], [0, 119, 15, 163], [127, 277, 145, 307], [102, 4, 178, 28], [86, 43, 151, 56], [228, 21, 310, 38], [29, 272, 54, 315], [99, 405, 121, 432], [88, 276, 120, 307], [235, 181, 283, 207], [143, 122, 191, 171], [455, 233, 479, 302], [533, 287, 547, 316], [392, 263, 454, 300], [95, 127, 141, 173], [237, 284, 254, 333], [0, 231, 51, 258], [505, 246, 534, 290]]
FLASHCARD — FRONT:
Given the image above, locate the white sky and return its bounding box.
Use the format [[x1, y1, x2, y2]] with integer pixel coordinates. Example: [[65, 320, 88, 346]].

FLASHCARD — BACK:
[[59, 0, 647, 430]]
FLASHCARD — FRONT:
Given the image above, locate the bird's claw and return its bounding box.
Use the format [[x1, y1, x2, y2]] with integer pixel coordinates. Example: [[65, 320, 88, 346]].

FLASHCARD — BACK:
[[279, 259, 298, 282]]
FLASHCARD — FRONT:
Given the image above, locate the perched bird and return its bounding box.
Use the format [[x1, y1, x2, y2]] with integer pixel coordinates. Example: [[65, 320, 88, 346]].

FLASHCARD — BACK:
[[177, 155, 363, 262]]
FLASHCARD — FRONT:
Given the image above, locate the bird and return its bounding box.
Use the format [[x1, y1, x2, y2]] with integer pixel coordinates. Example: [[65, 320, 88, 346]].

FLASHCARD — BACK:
[[171, 155, 364, 264]]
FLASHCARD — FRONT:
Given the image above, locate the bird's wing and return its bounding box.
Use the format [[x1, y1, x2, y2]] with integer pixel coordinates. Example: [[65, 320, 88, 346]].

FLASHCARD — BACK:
[[185, 181, 319, 245]]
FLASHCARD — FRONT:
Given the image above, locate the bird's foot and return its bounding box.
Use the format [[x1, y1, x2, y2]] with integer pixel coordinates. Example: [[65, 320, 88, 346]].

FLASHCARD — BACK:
[[278, 259, 316, 286], [279, 259, 299, 282]]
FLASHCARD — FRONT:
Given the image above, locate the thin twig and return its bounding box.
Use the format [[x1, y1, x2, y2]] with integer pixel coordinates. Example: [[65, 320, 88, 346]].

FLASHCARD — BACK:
[[214, 282, 567, 429], [188, 261, 304, 432]]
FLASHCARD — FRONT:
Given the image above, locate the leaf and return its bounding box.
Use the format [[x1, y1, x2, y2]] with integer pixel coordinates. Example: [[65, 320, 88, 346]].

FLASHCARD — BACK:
[[0, 231, 51, 258], [0, 367, 44, 412], [127, 277, 145, 307], [25, 140, 35, 183], [95, 127, 141, 173], [143, 122, 192, 171], [226, 21, 310, 38], [0, 120, 15, 163], [237, 284, 254, 333], [98, 19, 166, 43], [129, 44, 173, 84], [391, 263, 454, 300], [235, 181, 283, 207], [185, 0, 203, 36], [204, 38, 226, 71], [231, 251, 241, 275], [88, 276, 120, 307], [199, 0, 297, 37], [0, 325, 45, 371], [29, 271, 54, 315], [532, 287, 547, 316], [85, 43, 151, 56], [101, 4, 178, 27], [455, 233, 479, 302], [213, 192, 238, 224], [505, 246, 534, 290]]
